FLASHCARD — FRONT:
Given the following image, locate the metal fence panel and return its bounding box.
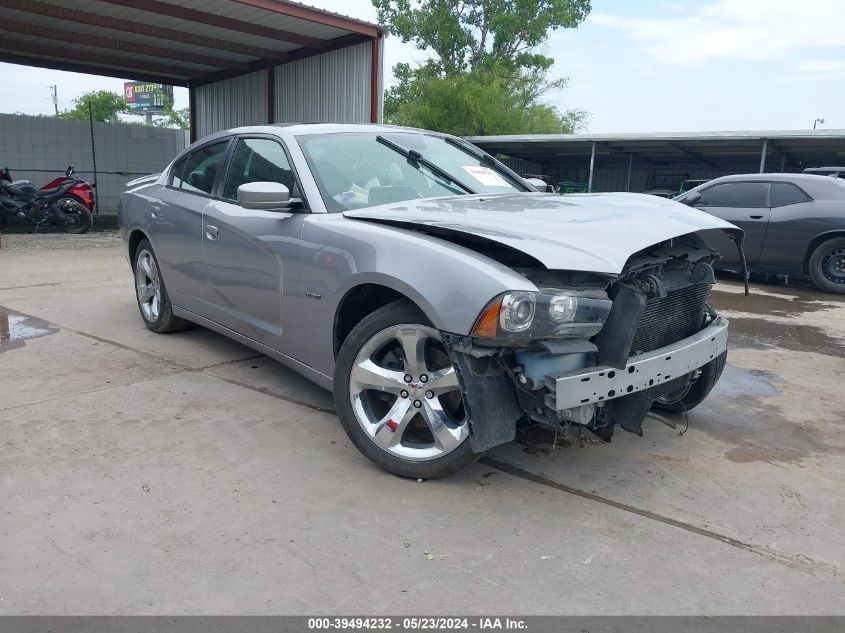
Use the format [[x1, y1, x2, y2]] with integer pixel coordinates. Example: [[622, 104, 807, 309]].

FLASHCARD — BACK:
[[0, 113, 188, 214], [194, 70, 269, 138], [275, 42, 372, 123]]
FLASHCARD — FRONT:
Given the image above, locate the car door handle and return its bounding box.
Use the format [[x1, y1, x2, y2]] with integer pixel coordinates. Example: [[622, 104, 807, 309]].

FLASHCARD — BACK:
[[205, 225, 219, 240], [749, 214, 764, 219], [150, 204, 160, 218]]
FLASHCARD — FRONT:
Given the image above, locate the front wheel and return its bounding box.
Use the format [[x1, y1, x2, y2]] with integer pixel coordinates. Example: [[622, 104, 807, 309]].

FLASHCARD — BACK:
[[651, 351, 727, 414], [809, 237, 845, 294], [334, 301, 477, 479]]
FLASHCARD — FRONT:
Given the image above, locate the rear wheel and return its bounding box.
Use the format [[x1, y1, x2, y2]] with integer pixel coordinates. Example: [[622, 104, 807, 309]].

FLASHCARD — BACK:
[[59, 199, 92, 234], [651, 351, 727, 414], [334, 301, 476, 479], [809, 237, 845, 294], [133, 239, 189, 333]]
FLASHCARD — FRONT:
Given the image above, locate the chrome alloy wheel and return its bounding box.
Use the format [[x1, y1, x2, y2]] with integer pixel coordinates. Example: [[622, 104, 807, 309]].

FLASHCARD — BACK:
[[349, 324, 469, 461], [135, 249, 162, 322]]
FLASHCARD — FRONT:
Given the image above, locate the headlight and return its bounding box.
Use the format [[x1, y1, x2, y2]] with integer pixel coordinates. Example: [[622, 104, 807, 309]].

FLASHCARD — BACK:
[[500, 292, 535, 332], [472, 289, 612, 340]]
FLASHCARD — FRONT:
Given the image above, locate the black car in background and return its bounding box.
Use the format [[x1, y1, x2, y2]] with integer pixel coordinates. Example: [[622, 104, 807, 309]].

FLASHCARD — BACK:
[[675, 173, 845, 294]]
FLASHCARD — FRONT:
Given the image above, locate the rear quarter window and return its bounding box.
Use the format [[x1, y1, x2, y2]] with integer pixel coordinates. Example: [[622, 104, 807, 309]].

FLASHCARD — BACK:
[[770, 182, 811, 207]]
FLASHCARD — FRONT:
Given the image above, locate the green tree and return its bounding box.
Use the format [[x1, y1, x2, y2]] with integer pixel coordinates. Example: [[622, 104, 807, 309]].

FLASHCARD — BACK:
[[57, 90, 127, 123], [151, 96, 190, 130], [374, 0, 591, 135]]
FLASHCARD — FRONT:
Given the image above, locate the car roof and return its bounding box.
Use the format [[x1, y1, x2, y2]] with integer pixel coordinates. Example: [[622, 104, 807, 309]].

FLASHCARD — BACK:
[[225, 122, 443, 137], [708, 172, 835, 183]]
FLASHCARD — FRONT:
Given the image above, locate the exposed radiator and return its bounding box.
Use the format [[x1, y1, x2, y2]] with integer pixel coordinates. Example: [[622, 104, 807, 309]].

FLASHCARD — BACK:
[[630, 283, 711, 356]]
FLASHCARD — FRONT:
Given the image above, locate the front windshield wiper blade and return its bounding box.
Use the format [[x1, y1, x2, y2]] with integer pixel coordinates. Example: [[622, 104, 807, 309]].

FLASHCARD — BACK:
[[376, 135, 476, 195], [443, 136, 528, 190]]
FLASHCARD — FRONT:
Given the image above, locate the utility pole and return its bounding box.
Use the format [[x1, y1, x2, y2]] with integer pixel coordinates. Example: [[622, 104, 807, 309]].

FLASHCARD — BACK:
[[50, 85, 58, 115]]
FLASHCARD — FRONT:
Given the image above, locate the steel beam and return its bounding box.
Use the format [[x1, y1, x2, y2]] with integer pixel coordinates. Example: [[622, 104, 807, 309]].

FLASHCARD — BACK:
[[97, 0, 328, 50], [0, 52, 188, 86], [192, 33, 370, 86], [189, 84, 197, 143], [759, 139, 768, 173], [267, 67, 275, 124], [0, 41, 193, 81], [668, 142, 721, 169], [0, 0, 283, 60], [1, 19, 233, 70], [587, 142, 596, 193], [231, 0, 381, 37], [370, 36, 380, 123]]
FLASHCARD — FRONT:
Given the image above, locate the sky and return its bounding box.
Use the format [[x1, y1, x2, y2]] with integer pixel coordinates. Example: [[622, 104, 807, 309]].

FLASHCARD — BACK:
[[1, 0, 843, 133]]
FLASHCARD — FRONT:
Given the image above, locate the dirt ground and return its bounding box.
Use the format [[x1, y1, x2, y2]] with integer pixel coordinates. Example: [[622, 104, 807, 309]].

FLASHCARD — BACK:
[[1, 231, 844, 614]]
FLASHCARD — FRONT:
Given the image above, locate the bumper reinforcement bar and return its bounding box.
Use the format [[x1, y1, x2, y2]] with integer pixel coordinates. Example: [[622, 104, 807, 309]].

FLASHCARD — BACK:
[[546, 317, 729, 411]]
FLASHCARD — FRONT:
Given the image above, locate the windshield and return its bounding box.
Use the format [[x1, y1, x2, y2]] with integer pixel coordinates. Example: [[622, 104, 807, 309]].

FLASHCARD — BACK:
[[297, 132, 525, 212]]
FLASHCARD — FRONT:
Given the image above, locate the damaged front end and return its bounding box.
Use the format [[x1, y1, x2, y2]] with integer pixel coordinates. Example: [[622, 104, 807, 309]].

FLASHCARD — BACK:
[[442, 232, 730, 453]]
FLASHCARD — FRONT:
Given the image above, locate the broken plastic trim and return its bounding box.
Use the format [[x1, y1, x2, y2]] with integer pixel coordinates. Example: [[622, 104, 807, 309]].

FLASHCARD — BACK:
[[731, 234, 750, 296]]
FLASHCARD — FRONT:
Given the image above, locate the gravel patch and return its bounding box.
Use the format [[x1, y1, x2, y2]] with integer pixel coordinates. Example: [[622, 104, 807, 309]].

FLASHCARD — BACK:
[[0, 230, 121, 253]]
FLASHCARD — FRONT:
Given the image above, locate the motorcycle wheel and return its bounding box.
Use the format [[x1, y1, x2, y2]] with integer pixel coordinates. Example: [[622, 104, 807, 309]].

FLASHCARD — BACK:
[[59, 200, 92, 234]]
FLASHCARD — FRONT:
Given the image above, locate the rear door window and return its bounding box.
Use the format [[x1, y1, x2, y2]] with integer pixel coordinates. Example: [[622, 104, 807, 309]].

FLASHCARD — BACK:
[[770, 182, 811, 207], [169, 155, 188, 187], [175, 141, 229, 195], [698, 182, 768, 208]]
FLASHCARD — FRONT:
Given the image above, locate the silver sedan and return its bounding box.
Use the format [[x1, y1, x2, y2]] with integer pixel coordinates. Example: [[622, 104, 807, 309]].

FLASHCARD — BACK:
[[120, 124, 738, 478]]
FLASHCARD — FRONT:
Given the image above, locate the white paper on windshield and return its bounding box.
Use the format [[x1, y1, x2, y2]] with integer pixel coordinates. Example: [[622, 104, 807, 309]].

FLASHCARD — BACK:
[[461, 165, 510, 187]]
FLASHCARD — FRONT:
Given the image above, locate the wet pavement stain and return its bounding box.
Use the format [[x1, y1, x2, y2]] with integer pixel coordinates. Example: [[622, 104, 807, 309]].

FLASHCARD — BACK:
[[711, 285, 845, 318], [710, 282, 845, 357], [512, 363, 842, 466], [725, 317, 845, 358], [0, 305, 58, 352]]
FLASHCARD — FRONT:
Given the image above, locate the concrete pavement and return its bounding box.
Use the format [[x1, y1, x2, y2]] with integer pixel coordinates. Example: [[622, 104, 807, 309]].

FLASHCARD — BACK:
[[1, 232, 844, 614]]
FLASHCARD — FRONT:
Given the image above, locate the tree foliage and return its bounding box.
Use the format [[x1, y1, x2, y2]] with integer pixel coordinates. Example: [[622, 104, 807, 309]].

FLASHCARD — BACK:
[[56, 89, 189, 129], [374, 0, 591, 135], [57, 90, 127, 123]]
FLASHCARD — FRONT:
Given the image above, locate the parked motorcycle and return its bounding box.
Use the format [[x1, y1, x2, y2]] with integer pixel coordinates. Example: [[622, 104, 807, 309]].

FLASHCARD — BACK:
[[0, 166, 92, 233], [40, 165, 96, 211]]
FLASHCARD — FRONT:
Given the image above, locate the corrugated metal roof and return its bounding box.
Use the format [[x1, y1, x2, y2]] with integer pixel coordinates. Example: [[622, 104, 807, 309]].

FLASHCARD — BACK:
[[0, 0, 383, 85], [467, 129, 845, 173]]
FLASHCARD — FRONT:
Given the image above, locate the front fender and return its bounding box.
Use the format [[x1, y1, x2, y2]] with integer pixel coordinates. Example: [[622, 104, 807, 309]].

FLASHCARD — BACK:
[[298, 215, 536, 376]]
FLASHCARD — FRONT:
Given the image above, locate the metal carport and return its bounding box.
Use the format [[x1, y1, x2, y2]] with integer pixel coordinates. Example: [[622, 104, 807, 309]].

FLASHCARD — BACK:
[[467, 130, 845, 193], [0, 0, 385, 141]]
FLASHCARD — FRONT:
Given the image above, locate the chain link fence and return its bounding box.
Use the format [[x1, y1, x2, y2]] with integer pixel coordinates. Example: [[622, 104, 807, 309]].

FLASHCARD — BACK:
[[1, 113, 189, 214]]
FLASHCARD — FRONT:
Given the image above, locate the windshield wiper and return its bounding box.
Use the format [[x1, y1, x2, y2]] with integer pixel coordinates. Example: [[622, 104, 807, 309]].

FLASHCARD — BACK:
[[443, 136, 528, 190], [376, 135, 476, 194]]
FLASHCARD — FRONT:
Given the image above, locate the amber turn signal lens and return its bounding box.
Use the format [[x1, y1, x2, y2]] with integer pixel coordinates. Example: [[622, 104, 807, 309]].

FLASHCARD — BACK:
[[471, 297, 502, 337]]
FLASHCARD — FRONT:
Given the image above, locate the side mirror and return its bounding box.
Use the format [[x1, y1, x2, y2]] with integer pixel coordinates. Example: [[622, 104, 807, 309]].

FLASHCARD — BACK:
[[683, 191, 702, 206], [237, 182, 292, 210], [524, 177, 548, 192]]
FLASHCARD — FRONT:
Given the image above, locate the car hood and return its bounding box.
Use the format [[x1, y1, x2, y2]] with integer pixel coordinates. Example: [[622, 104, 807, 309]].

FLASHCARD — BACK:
[[343, 192, 740, 274]]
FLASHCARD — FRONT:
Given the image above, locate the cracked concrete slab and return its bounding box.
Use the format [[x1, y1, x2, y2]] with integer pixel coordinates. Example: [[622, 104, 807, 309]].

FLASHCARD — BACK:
[[1, 232, 844, 615]]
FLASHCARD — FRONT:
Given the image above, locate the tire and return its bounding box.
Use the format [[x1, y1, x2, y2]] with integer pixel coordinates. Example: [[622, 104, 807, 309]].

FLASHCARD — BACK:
[[809, 237, 845, 294], [651, 350, 727, 414], [133, 239, 189, 333], [334, 300, 477, 479], [59, 199, 92, 234]]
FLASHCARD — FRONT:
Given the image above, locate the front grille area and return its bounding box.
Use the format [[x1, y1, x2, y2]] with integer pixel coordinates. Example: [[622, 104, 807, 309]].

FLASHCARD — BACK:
[[630, 283, 711, 356]]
